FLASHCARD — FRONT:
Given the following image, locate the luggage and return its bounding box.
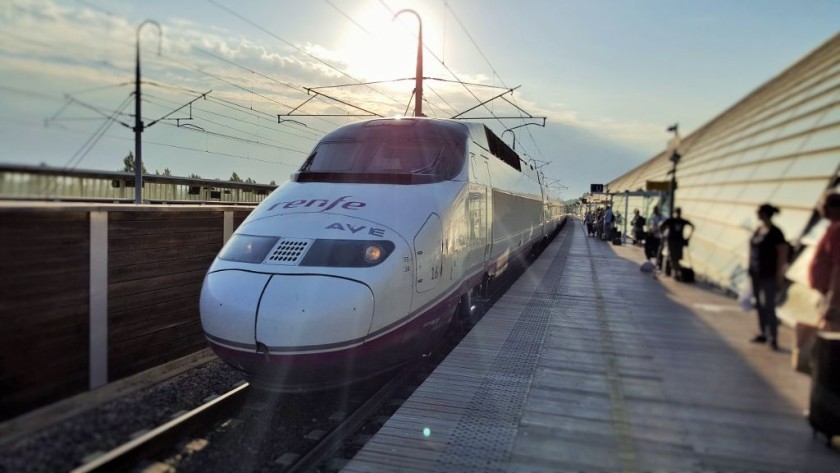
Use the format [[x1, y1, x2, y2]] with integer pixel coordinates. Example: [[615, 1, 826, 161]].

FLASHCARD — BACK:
[[612, 231, 622, 246], [678, 248, 696, 283], [678, 267, 695, 283], [792, 322, 818, 374], [645, 235, 660, 259], [640, 261, 655, 273], [808, 332, 840, 445]]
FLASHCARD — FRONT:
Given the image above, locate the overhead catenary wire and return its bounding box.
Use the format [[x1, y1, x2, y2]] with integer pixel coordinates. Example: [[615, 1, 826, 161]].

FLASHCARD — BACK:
[[189, 46, 346, 129], [6, 12, 313, 181], [155, 51, 359, 127], [32, 120, 304, 170], [142, 92, 322, 141], [443, 0, 549, 166], [158, 120, 308, 155], [63, 94, 134, 170], [208, 0, 407, 111], [135, 58, 335, 136], [146, 98, 313, 152], [39, 93, 135, 197]]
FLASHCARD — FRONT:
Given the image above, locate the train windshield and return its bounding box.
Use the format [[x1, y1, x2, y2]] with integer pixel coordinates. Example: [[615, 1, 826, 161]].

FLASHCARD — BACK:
[[295, 120, 467, 184]]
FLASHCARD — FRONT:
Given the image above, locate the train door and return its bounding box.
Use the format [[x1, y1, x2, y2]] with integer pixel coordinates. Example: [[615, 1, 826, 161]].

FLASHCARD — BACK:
[[478, 154, 493, 270], [414, 213, 442, 293]]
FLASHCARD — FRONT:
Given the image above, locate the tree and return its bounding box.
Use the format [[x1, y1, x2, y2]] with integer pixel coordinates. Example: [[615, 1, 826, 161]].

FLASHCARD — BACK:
[[162, 168, 172, 176], [245, 177, 256, 184], [269, 180, 277, 186], [122, 151, 147, 174], [189, 173, 202, 179], [230, 172, 242, 182]]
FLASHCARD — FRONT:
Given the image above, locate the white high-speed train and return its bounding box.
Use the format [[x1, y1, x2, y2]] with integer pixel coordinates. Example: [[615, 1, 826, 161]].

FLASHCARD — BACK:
[[200, 118, 565, 391]]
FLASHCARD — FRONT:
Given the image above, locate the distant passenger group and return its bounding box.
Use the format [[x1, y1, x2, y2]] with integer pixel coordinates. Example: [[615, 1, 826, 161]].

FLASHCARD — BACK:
[[585, 192, 840, 352]]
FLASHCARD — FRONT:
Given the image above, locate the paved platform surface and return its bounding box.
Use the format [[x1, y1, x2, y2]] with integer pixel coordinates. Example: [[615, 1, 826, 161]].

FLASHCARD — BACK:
[[343, 219, 839, 472]]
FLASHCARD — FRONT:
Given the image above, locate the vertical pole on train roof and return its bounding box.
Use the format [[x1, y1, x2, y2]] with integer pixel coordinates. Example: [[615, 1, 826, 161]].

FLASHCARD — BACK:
[[133, 20, 162, 204], [394, 9, 423, 117]]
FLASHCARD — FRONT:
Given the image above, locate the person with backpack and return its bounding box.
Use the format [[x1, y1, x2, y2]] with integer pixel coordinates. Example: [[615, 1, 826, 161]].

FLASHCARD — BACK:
[[748, 203, 789, 350]]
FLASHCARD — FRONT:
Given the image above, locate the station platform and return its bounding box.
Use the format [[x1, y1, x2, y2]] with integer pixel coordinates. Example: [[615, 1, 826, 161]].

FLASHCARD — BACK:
[[343, 219, 839, 472]]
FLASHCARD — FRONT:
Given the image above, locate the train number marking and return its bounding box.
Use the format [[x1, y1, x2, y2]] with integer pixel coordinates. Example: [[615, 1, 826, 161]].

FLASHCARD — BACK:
[[325, 223, 386, 237]]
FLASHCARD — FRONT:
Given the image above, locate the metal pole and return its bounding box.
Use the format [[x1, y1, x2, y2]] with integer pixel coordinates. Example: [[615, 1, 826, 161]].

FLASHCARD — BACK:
[[394, 10, 423, 117], [669, 160, 677, 218], [666, 123, 680, 219], [133, 35, 142, 204], [133, 20, 162, 204], [624, 190, 629, 243]]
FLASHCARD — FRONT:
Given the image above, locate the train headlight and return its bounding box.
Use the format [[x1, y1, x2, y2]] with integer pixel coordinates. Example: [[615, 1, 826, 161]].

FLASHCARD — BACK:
[[218, 234, 278, 263], [364, 244, 383, 263], [300, 240, 395, 267]]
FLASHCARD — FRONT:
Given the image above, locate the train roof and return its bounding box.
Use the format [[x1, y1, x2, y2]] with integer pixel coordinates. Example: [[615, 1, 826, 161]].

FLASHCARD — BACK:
[[322, 118, 526, 174]]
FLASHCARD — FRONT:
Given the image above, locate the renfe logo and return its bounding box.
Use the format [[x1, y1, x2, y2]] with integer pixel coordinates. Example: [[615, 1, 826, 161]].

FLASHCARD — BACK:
[[267, 196, 366, 212]]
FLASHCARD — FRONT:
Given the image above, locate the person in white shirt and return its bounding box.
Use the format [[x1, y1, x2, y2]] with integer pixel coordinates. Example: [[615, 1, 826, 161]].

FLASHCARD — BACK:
[[647, 206, 665, 264]]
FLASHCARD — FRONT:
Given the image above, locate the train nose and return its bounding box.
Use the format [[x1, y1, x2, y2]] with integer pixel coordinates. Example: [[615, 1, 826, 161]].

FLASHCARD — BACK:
[[201, 271, 375, 351], [255, 275, 374, 351], [200, 270, 269, 348]]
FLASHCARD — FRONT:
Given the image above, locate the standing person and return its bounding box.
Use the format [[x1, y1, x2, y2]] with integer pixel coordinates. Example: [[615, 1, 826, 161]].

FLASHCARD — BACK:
[[809, 191, 840, 332], [631, 209, 646, 246], [661, 208, 694, 278], [603, 205, 614, 240], [585, 210, 595, 236], [748, 203, 788, 350], [595, 208, 604, 240], [647, 206, 665, 263]]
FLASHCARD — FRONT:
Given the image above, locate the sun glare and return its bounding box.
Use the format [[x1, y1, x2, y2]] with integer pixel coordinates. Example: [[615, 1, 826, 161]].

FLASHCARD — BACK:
[[337, 5, 439, 88]]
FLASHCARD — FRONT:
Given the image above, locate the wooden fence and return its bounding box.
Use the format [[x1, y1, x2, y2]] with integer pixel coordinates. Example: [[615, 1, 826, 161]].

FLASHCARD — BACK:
[[0, 204, 252, 420]]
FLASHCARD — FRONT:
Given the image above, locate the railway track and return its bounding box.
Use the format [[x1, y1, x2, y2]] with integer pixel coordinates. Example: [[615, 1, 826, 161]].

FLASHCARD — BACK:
[[70, 382, 251, 473]]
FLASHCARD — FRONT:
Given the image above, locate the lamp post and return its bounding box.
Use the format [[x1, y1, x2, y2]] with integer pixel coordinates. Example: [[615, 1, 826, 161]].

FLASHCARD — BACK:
[[666, 123, 681, 218], [133, 20, 162, 204], [393, 10, 423, 118]]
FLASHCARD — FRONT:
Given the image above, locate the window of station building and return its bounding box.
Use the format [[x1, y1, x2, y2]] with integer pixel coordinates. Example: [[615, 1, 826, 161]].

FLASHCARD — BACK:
[[771, 180, 828, 208], [775, 208, 813, 238], [748, 158, 795, 181], [800, 124, 840, 152], [818, 102, 840, 124], [776, 111, 826, 140], [784, 151, 839, 179], [734, 181, 777, 205]]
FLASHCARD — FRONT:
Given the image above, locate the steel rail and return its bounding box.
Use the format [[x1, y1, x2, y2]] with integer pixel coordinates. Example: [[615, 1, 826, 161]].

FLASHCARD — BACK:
[[284, 363, 420, 473], [70, 382, 250, 473]]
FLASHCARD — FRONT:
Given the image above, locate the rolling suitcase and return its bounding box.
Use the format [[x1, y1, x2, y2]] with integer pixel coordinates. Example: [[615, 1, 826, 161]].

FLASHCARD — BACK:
[[679, 247, 695, 283], [612, 231, 622, 246], [808, 331, 840, 445], [678, 267, 695, 283]]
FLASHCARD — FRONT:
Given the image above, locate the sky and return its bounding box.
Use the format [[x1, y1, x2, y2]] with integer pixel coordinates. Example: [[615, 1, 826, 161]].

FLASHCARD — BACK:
[[1, 0, 838, 199]]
